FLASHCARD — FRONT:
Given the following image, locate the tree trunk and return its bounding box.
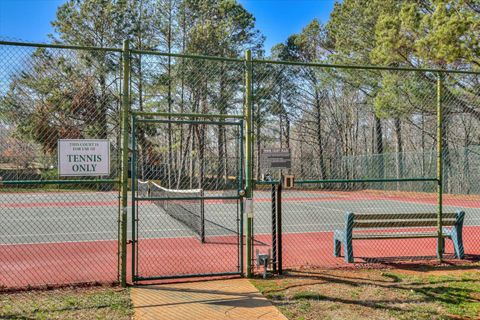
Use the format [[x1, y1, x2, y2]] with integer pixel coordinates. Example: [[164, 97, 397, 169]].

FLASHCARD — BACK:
[[217, 61, 227, 189], [177, 1, 187, 187], [374, 115, 384, 181], [442, 112, 450, 193], [217, 124, 225, 189], [167, 0, 173, 188], [195, 124, 205, 190], [189, 127, 196, 189], [177, 125, 192, 189], [223, 127, 228, 186], [314, 89, 326, 180], [395, 118, 404, 189]]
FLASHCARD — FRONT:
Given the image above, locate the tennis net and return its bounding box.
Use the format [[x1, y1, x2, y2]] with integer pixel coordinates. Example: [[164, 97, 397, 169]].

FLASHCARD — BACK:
[[149, 181, 205, 242]]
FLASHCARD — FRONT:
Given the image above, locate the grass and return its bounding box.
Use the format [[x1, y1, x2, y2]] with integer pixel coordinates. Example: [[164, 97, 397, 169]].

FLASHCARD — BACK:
[[251, 267, 480, 320], [0, 286, 132, 320]]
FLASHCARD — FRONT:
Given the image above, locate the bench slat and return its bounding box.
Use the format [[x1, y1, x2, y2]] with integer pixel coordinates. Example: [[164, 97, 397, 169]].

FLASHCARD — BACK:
[[353, 220, 456, 228], [352, 232, 445, 240], [354, 213, 457, 220]]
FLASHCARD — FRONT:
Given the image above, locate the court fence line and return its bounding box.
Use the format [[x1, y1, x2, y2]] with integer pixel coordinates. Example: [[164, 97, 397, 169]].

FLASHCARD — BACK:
[[0, 39, 479, 289]]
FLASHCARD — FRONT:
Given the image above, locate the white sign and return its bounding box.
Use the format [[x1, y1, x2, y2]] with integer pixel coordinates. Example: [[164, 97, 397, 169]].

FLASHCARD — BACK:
[[58, 139, 110, 176], [245, 198, 254, 218]]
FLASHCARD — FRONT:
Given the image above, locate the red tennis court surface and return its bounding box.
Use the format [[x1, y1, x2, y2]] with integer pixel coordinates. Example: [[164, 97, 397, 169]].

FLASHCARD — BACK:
[[1, 189, 479, 290], [2, 226, 480, 290]]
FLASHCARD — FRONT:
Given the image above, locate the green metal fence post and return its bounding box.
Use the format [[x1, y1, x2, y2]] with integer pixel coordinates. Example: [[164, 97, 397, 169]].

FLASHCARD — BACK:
[[238, 121, 245, 275], [245, 49, 254, 277], [437, 72, 444, 261], [120, 39, 130, 287], [131, 114, 137, 281]]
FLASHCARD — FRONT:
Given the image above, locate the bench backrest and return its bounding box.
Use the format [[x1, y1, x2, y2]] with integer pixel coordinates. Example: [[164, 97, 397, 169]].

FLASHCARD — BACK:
[[346, 212, 465, 229]]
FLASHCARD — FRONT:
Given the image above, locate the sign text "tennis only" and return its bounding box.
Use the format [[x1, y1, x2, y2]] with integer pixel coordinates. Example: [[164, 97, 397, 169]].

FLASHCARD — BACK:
[[66, 154, 103, 172]]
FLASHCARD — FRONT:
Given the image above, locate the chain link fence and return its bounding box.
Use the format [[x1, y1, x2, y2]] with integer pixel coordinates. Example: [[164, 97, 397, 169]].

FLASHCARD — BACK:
[[129, 52, 246, 280], [0, 42, 122, 290], [1, 39, 479, 289], [252, 62, 480, 270]]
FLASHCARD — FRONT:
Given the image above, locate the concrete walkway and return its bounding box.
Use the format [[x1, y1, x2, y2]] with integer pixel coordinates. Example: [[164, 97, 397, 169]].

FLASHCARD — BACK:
[[131, 279, 288, 320]]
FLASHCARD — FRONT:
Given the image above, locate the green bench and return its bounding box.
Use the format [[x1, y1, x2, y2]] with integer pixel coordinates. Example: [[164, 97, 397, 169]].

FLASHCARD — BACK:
[[333, 211, 465, 263]]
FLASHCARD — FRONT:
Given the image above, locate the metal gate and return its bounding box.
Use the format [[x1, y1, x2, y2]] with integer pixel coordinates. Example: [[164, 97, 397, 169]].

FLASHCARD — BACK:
[[131, 113, 244, 281]]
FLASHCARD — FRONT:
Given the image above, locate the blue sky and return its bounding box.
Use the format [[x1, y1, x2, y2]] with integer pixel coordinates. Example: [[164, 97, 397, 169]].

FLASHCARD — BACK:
[[238, 0, 336, 52], [0, 0, 64, 42], [0, 0, 336, 53]]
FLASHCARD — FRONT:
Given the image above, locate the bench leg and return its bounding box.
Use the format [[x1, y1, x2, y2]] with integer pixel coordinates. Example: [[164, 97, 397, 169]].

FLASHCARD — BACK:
[[451, 228, 465, 259], [343, 212, 354, 263], [334, 237, 341, 257], [344, 233, 353, 263]]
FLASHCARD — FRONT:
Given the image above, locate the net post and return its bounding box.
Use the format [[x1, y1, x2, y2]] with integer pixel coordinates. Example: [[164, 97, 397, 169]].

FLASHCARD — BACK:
[[437, 72, 444, 261], [271, 183, 277, 273], [244, 49, 254, 277], [120, 39, 130, 287], [277, 180, 283, 275]]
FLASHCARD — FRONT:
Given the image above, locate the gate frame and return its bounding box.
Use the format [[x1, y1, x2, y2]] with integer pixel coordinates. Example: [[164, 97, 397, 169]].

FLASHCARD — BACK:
[[130, 111, 245, 282]]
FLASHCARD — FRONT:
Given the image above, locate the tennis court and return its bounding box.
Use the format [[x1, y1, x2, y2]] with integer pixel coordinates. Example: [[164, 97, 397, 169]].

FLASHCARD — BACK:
[[1, 188, 479, 289]]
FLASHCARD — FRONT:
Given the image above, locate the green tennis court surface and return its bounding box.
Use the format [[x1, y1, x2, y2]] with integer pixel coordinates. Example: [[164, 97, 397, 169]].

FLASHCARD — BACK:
[[1, 190, 479, 244]]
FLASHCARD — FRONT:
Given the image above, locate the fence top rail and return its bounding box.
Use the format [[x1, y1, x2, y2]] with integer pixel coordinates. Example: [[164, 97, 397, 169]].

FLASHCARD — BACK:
[[2, 40, 479, 75], [0, 40, 123, 53], [252, 58, 480, 75]]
